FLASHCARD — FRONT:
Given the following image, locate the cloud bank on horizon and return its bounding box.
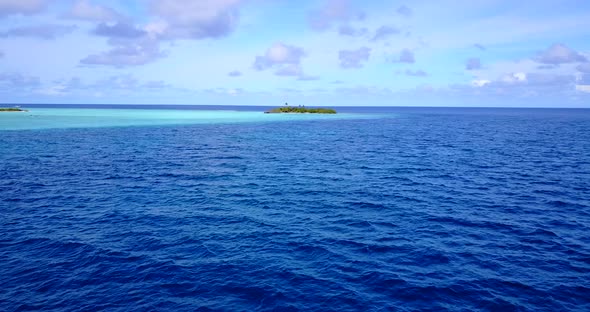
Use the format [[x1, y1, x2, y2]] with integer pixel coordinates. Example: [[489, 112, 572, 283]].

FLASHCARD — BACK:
[[1, 0, 590, 107]]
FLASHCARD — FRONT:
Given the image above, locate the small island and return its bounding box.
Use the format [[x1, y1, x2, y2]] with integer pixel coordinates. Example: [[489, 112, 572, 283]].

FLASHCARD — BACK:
[[0, 107, 28, 112], [265, 104, 336, 114]]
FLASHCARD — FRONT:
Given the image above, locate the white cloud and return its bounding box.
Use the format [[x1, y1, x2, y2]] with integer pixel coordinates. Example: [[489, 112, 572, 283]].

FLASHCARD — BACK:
[[227, 88, 242, 96], [0, 0, 47, 17], [149, 0, 241, 39], [0, 72, 41, 90], [396, 48, 415, 63], [577, 63, 590, 73], [80, 37, 165, 67], [253, 43, 306, 70], [36, 84, 68, 96], [338, 25, 368, 37], [0, 24, 76, 39], [252, 43, 318, 80], [308, 0, 364, 31], [371, 25, 400, 41], [228, 70, 242, 77], [501, 72, 527, 84], [466, 58, 482, 70], [274, 64, 303, 77], [338, 47, 370, 68], [471, 79, 490, 87], [144, 21, 168, 37], [46, 76, 171, 94], [64, 0, 122, 22], [418, 8, 590, 51], [396, 5, 412, 17], [535, 43, 587, 64]]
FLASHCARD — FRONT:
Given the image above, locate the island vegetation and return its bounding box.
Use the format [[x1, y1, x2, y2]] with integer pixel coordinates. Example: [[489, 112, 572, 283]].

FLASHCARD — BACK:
[[0, 107, 27, 112], [265, 104, 336, 114]]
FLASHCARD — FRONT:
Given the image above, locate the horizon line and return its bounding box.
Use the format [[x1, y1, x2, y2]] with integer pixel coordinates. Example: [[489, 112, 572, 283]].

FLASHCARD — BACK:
[[2, 103, 590, 109]]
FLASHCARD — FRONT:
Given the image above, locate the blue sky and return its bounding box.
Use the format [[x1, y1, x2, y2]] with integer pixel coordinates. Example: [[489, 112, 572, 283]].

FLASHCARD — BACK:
[[1, 0, 590, 107]]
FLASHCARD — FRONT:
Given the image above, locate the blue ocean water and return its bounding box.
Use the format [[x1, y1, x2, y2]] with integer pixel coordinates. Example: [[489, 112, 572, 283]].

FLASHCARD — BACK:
[[1, 106, 590, 311]]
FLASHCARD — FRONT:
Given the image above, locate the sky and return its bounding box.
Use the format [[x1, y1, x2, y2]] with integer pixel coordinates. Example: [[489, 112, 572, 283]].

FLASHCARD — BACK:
[[1, 0, 590, 107]]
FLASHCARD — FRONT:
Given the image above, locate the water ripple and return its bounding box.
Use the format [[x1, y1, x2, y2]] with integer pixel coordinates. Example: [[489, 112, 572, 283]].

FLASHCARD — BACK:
[[1, 110, 590, 311]]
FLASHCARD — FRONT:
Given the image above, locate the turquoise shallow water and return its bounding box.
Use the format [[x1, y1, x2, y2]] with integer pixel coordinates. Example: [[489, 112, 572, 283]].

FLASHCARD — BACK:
[[0, 108, 373, 130]]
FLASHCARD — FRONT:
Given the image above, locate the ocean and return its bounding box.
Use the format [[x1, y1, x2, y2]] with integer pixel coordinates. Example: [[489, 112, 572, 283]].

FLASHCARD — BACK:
[[1, 105, 589, 311]]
